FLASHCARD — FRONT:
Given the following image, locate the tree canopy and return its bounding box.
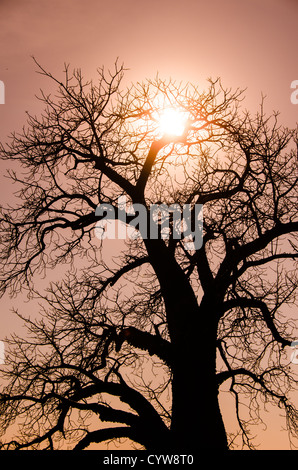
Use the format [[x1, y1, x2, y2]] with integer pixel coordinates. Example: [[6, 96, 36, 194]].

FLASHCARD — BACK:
[[0, 61, 297, 451]]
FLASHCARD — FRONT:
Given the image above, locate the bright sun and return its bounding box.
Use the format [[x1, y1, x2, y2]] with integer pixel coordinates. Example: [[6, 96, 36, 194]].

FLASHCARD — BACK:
[[158, 108, 188, 137]]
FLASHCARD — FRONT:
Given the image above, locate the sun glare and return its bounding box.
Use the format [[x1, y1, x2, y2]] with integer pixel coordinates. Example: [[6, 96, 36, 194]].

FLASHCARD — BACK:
[[158, 108, 188, 137]]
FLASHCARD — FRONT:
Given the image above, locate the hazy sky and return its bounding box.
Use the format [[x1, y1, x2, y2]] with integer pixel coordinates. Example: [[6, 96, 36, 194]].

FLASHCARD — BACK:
[[0, 0, 297, 450], [0, 0, 297, 136]]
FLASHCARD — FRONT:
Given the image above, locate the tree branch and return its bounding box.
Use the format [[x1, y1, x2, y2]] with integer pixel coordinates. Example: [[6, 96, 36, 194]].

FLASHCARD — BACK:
[[74, 426, 145, 450], [222, 297, 292, 347], [115, 326, 173, 368]]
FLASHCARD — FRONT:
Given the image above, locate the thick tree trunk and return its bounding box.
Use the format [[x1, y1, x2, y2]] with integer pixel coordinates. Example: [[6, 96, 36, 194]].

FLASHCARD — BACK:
[[170, 321, 228, 451], [143, 238, 228, 451], [163, 280, 228, 450]]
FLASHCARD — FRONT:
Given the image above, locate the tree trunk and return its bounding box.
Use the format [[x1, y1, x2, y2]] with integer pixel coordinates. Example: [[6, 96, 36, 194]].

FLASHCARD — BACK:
[[170, 321, 228, 451], [164, 287, 228, 450], [143, 238, 228, 450]]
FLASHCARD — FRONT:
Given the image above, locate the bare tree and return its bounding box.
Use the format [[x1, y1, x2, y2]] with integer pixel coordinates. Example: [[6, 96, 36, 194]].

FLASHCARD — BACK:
[[0, 60, 297, 451]]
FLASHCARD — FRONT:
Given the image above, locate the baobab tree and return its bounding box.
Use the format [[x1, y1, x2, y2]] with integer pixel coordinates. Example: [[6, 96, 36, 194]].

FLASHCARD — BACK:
[[0, 61, 297, 451]]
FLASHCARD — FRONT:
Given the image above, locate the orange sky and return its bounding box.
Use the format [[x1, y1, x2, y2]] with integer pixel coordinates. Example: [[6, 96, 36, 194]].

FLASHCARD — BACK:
[[1, 0, 298, 134], [0, 0, 298, 450]]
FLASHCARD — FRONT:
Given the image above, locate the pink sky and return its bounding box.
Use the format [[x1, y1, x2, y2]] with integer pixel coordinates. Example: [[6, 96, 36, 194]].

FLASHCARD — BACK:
[[0, 0, 297, 450], [0, 0, 297, 136]]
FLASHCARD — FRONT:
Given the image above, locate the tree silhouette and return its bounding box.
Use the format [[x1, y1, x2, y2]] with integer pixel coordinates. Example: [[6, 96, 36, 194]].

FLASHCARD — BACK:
[[0, 61, 297, 451]]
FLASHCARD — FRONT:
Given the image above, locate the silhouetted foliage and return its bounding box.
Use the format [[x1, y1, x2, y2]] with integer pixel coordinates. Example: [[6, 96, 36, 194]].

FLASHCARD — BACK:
[[0, 60, 297, 450]]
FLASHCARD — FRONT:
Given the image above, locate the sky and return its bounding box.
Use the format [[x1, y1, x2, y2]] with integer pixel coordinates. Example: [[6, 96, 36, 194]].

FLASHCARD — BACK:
[[0, 0, 298, 450], [0, 0, 298, 136]]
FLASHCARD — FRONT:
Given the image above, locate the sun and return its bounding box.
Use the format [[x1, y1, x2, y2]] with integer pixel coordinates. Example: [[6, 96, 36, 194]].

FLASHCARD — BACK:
[[158, 108, 188, 137]]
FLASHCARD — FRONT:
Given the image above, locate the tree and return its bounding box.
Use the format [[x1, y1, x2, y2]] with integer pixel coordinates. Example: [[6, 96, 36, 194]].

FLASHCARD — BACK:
[[0, 60, 297, 451]]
